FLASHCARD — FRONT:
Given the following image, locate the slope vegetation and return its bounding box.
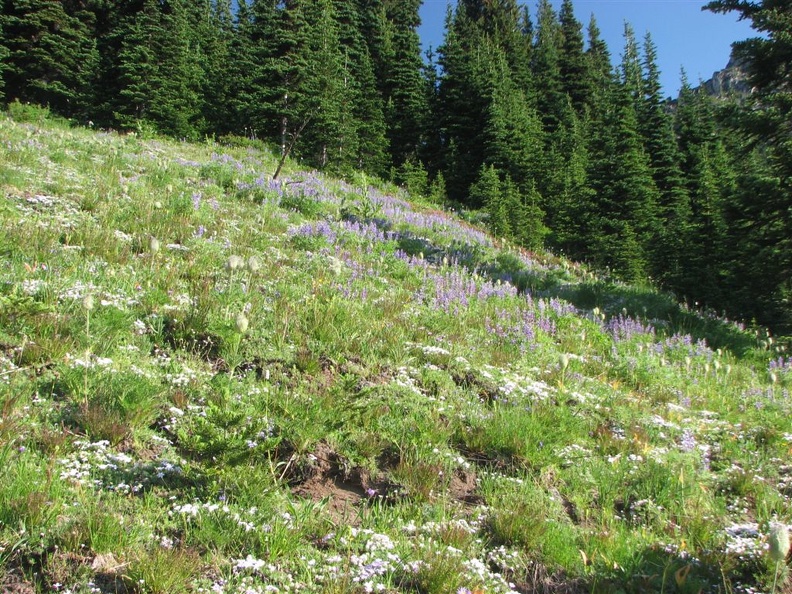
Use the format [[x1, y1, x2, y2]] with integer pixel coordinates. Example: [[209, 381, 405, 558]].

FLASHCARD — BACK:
[[0, 107, 790, 594]]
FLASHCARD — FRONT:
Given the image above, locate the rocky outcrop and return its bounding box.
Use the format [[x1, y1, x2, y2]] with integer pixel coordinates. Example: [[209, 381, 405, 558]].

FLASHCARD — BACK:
[[701, 54, 753, 97]]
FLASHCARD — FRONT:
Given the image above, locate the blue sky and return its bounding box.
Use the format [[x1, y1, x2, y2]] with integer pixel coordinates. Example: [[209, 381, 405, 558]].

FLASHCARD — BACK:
[[418, 1, 759, 98]]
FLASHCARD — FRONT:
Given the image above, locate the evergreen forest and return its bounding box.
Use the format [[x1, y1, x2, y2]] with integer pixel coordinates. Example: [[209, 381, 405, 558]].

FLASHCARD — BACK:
[[1, 0, 790, 333]]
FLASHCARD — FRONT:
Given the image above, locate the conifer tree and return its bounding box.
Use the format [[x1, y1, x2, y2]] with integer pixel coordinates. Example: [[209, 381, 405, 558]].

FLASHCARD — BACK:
[[297, 0, 356, 171], [0, 16, 8, 103], [157, 0, 205, 137], [586, 14, 614, 90], [558, 0, 590, 113], [483, 50, 544, 198], [244, 0, 360, 172], [420, 47, 443, 175], [81, 0, 134, 128], [112, 0, 203, 137], [506, 174, 548, 251], [531, 0, 566, 132], [436, 6, 491, 200], [199, 0, 236, 135], [335, 0, 389, 175], [674, 75, 735, 308], [380, 0, 428, 168], [437, 1, 539, 201], [705, 0, 792, 330], [620, 22, 643, 106], [227, 0, 278, 140], [457, 0, 533, 94], [587, 81, 660, 281], [1, 0, 99, 117], [354, 0, 390, 96], [471, 164, 510, 238], [639, 33, 693, 287], [530, 0, 572, 224], [544, 102, 596, 260], [112, 0, 161, 128], [471, 164, 546, 250]]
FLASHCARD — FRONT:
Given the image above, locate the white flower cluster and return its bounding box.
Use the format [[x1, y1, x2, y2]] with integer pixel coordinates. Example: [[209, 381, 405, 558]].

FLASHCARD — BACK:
[[58, 440, 184, 492]]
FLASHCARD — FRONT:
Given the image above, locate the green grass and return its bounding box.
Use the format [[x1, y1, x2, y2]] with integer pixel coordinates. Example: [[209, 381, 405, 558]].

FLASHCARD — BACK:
[[0, 105, 790, 593]]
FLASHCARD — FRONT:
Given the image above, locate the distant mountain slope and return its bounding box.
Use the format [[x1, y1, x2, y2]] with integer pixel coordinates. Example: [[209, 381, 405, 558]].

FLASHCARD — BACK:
[[700, 54, 753, 97]]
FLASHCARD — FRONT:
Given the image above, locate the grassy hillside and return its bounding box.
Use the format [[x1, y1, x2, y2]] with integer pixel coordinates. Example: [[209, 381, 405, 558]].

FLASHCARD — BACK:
[[1, 105, 790, 594]]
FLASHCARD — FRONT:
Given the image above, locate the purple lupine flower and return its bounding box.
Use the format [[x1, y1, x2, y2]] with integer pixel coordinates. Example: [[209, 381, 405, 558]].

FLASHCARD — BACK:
[[607, 315, 656, 342], [679, 429, 697, 452]]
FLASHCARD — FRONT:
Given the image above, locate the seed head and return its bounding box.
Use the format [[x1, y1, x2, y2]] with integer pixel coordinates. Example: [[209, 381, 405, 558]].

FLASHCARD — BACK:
[[149, 236, 160, 254], [226, 255, 244, 272], [83, 294, 95, 311], [769, 523, 790, 562], [246, 256, 261, 273], [235, 313, 249, 334]]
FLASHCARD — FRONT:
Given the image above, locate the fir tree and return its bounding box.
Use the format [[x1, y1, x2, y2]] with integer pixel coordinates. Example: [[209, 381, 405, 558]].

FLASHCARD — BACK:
[[0, 15, 8, 103], [83, 0, 136, 128], [112, 0, 203, 137], [705, 0, 792, 330], [335, 0, 388, 175], [471, 164, 546, 250], [506, 174, 548, 251], [531, 0, 566, 132], [457, 0, 532, 94], [296, 0, 356, 170], [419, 47, 443, 175], [639, 32, 693, 288], [1, 0, 99, 117], [224, 0, 269, 138], [620, 22, 643, 106], [586, 14, 614, 89], [584, 14, 617, 128], [112, 0, 161, 128], [587, 82, 660, 281], [436, 6, 491, 200], [154, 0, 205, 137], [381, 0, 428, 168], [558, 0, 590, 113], [483, 50, 544, 198], [471, 164, 510, 238], [199, 0, 236, 135], [544, 102, 596, 260], [675, 74, 739, 311]]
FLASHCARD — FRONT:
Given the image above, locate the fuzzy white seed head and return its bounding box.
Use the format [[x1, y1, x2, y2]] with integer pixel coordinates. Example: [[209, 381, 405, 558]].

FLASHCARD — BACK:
[[246, 256, 260, 273], [235, 313, 249, 334], [226, 255, 244, 272], [149, 236, 160, 254], [83, 294, 95, 311], [769, 523, 790, 562]]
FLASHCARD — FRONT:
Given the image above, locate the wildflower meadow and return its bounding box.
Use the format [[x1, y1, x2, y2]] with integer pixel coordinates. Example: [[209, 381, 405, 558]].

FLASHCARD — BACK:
[[0, 106, 790, 593]]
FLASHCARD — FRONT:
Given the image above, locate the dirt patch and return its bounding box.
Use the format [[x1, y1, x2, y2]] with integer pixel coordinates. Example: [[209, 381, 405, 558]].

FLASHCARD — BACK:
[[450, 370, 501, 403], [510, 561, 588, 594], [294, 472, 367, 524], [0, 574, 35, 594], [291, 442, 401, 523], [449, 468, 482, 504]]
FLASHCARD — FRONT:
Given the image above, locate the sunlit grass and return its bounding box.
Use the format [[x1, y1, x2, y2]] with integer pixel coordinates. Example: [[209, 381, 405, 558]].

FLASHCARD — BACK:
[[0, 106, 790, 593]]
